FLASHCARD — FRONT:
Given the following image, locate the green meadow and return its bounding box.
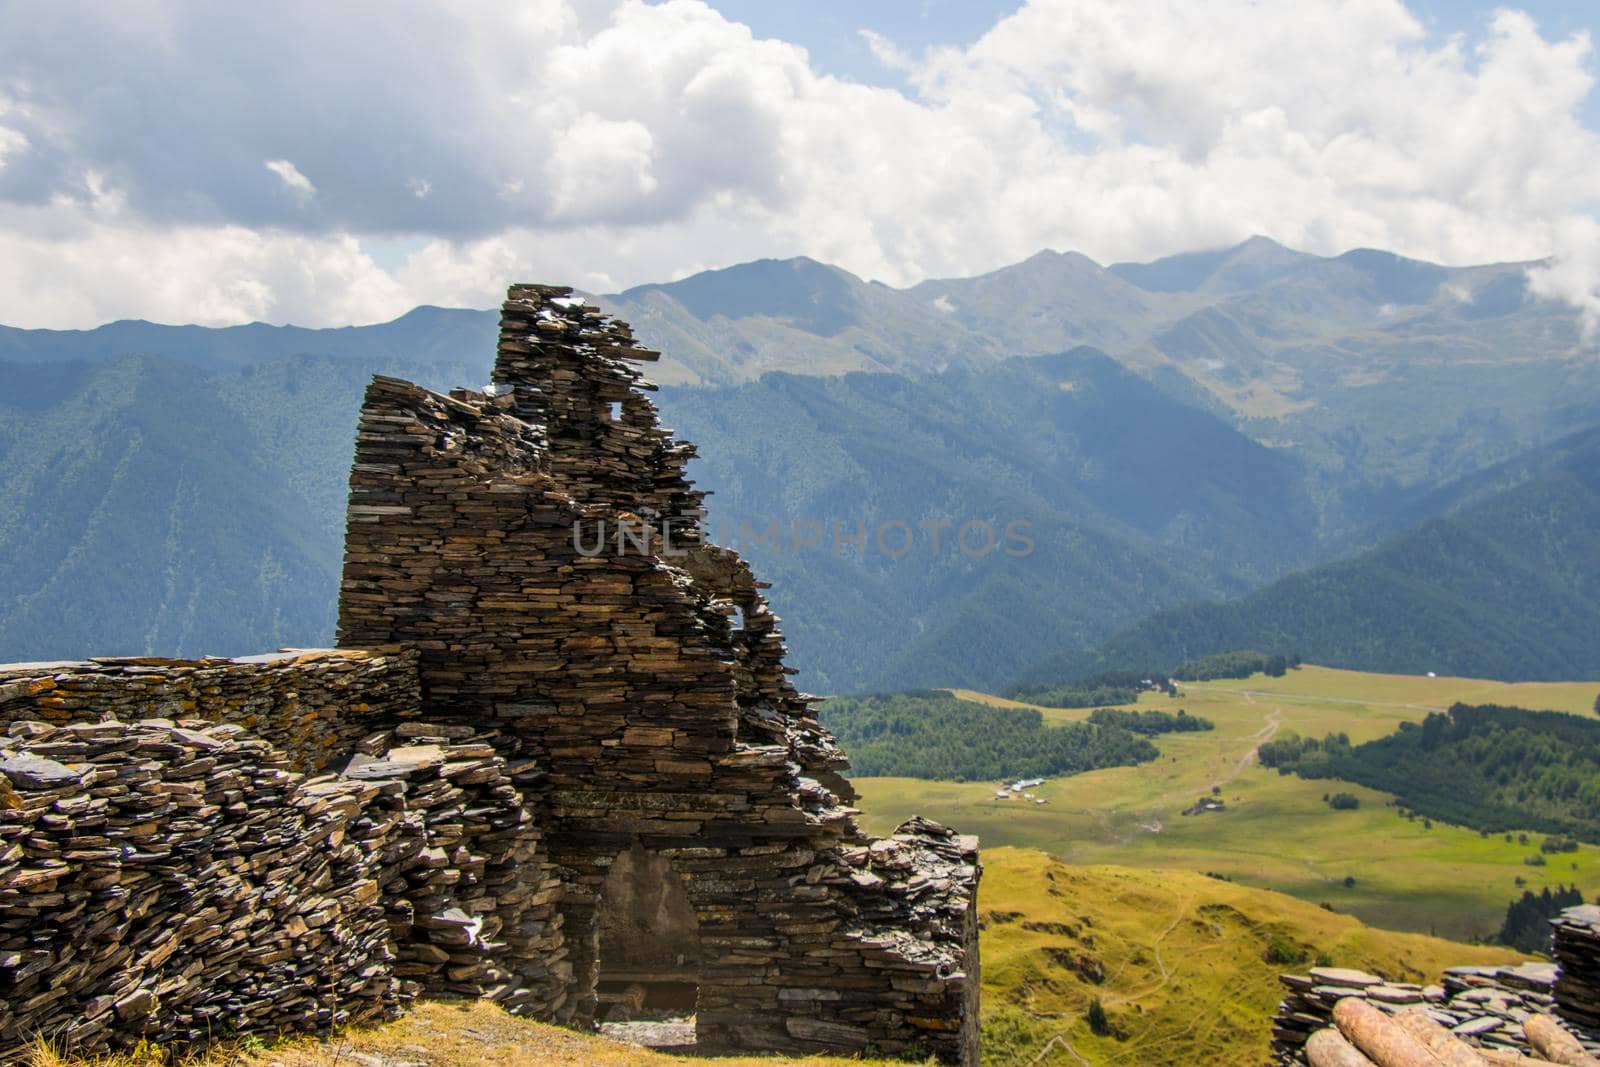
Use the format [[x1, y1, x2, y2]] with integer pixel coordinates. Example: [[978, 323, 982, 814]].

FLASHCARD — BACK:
[[850, 666, 1600, 942]]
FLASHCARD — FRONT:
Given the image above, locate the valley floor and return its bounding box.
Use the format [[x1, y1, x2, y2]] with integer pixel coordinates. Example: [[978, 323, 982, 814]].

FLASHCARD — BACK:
[[852, 666, 1600, 942]]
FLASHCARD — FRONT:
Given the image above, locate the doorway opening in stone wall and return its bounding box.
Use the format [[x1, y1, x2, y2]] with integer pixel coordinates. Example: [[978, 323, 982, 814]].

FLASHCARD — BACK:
[[594, 840, 702, 1046]]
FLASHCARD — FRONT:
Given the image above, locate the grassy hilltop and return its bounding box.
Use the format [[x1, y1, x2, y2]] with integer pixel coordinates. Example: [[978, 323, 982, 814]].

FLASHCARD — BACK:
[[978, 849, 1520, 1066]]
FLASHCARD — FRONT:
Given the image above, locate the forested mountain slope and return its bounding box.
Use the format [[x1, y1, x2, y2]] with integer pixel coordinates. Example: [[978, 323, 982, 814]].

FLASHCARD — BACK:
[[5, 241, 1599, 690], [1022, 434, 1600, 685], [0, 348, 1313, 691]]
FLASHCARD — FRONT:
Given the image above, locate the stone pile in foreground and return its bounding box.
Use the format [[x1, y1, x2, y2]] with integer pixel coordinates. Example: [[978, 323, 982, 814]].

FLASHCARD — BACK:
[[0, 717, 565, 1059], [1273, 952, 1600, 1065]]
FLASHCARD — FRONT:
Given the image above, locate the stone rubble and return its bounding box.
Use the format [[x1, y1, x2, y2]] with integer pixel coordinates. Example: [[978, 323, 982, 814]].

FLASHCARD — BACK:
[[0, 718, 399, 1056], [1273, 923, 1600, 1066]]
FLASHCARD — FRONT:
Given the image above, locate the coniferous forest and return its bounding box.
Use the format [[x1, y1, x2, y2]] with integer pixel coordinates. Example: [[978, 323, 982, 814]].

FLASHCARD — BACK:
[[1259, 704, 1600, 842], [817, 690, 1160, 780]]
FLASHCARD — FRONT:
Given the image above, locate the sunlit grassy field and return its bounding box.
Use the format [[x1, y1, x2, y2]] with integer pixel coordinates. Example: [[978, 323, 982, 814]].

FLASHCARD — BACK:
[[854, 666, 1600, 941], [977, 848, 1522, 1066]]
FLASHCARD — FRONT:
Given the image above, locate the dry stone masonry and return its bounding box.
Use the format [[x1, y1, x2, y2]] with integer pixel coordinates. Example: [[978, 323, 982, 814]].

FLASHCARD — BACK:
[[336, 285, 980, 1061], [0, 650, 419, 772], [0, 284, 980, 1063]]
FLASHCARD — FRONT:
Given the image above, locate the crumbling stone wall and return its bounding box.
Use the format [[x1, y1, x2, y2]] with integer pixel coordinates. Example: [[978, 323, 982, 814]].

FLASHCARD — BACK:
[[0, 715, 566, 1060], [0, 718, 398, 1057], [0, 650, 419, 771], [0, 283, 979, 1064], [335, 285, 981, 1062]]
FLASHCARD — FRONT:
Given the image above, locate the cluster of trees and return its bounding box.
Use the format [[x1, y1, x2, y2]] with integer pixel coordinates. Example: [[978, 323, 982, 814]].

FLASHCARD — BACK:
[[1172, 650, 1300, 681], [817, 690, 1160, 781], [1260, 704, 1600, 842], [1007, 669, 1177, 709], [1086, 708, 1214, 735], [1498, 886, 1589, 954], [1009, 651, 1300, 707]]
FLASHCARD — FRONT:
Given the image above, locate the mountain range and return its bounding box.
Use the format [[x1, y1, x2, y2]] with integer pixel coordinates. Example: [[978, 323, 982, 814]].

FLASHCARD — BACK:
[[1023, 424, 1600, 686], [2, 238, 1597, 691]]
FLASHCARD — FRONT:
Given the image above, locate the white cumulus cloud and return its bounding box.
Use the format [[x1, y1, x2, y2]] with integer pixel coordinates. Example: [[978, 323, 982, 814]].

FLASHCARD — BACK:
[[0, 0, 1595, 327], [264, 159, 316, 199]]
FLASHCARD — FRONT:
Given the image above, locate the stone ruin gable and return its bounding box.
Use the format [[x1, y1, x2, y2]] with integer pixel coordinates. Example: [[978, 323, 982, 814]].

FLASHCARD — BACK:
[[0, 649, 419, 772], [334, 284, 981, 1063], [0, 715, 565, 1059]]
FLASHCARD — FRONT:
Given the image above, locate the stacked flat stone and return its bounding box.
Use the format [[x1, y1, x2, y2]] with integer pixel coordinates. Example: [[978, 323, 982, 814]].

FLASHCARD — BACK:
[[1272, 962, 1599, 1064], [0, 650, 419, 771], [0, 719, 400, 1059], [491, 284, 703, 530], [1554, 906, 1600, 1036], [342, 723, 568, 1016], [335, 285, 981, 1063], [0, 716, 569, 1059]]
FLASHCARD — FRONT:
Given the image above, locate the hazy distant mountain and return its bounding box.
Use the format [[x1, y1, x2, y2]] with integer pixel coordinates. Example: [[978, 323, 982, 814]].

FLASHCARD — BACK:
[[662, 349, 1315, 691], [0, 353, 483, 663], [0, 306, 499, 374], [0, 346, 1314, 692], [1021, 425, 1600, 686], [617, 240, 1599, 504], [3, 239, 1598, 688]]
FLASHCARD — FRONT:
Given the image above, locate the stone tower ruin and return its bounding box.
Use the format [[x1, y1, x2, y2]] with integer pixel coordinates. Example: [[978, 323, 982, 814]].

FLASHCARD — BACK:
[[335, 285, 982, 1060], [0, 285, 977, 1062]]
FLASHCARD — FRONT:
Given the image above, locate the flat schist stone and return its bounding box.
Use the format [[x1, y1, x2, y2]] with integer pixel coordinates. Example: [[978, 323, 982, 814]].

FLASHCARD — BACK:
[[0, 752, 82, 789], [1557, 905, 1600, 925], [1451, 1016, 1506, 1036], [343, 745, 445, 780], [1367, 986, 1425, 1003], [1309, 967, 1383, 987]]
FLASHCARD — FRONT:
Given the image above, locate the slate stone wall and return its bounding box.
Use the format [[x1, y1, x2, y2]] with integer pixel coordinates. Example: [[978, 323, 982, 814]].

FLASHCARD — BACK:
[[0, 716, 565, 1060], [0, 649, 419, 771], [334, 285, 981, 1062], [0, 283, 980, 1064]]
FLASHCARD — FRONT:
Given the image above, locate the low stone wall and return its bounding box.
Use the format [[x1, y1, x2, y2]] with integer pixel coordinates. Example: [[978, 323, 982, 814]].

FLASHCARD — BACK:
[[0, 716, 564, 1059], [0, 650, 419, 771], [0, 718, 399, 1057]]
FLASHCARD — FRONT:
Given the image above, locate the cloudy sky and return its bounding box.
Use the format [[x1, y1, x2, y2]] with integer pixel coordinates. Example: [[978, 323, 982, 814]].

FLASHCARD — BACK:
[[0, 0, 1597, 329]]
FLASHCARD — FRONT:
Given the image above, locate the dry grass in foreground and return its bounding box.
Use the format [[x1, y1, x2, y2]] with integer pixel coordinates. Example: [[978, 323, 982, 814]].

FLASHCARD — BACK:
[[24, 999, 908, 1067]]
